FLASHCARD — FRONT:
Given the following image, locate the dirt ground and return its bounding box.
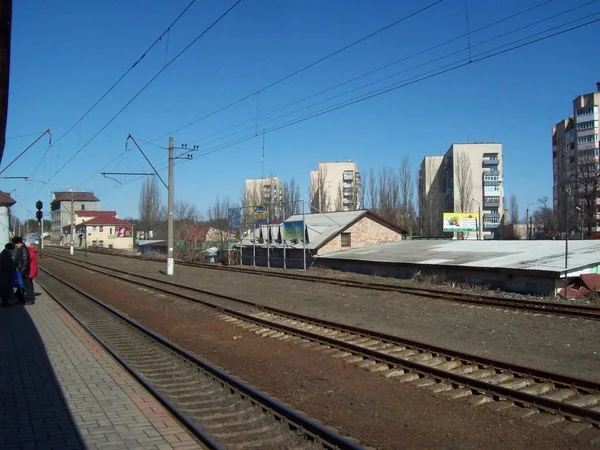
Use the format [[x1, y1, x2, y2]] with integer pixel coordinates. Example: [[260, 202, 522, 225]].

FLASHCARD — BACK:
[[43, 249, 600, 383], [38, 257, 600, 449]]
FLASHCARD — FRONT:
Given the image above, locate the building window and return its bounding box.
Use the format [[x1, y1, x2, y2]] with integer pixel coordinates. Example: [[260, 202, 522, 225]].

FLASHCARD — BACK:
[[341, 232, 351, 247], [99, 226, 104, 232], [92, 226, 97, 232], [577, 135, 599, 144], [576, 107, 595, 116], [81, 204, 85, 210], [109, 228, 113, 235]]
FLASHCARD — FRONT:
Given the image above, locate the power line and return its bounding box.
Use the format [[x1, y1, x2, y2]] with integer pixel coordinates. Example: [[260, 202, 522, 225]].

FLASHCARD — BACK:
[[32, 0, 243, 199], [82, 0, 555, 189], [150, 0, 446, 141], [189, 15, 600, 160], [98, 12, 600, 202], [27, 0, 199, 182], [189, 2, 597, 151]]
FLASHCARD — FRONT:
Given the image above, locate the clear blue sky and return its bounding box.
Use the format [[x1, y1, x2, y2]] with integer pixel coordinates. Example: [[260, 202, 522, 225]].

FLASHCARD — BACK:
[[3, 0, 600, 221]]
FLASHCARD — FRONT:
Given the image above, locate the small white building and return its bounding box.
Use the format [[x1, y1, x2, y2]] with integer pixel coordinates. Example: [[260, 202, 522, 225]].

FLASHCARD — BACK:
[[72, 216, 134, 250]]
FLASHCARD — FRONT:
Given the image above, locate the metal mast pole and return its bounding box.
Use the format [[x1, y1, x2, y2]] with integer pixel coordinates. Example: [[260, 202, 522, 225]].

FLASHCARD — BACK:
[[167, 137, 174, 275], [302, 200, 306, 271], [70, 189, 74, 255]]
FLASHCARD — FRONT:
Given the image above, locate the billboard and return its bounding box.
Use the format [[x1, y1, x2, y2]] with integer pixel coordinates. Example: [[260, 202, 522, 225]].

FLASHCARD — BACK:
[[253, 206, 268, 224], [283, 220, 304, 241], [443, 213, 479, 232]]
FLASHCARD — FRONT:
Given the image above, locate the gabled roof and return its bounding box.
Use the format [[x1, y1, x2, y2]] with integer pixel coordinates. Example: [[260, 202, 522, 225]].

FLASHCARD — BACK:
[[241, 210, 407, 250], [76, 210, 116, 217], [51, 191, 99, 203], [76, 216, 131, 226], [0, 191, 16, 206]]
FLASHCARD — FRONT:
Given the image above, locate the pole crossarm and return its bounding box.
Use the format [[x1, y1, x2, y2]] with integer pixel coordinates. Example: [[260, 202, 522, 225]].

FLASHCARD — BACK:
[[127, 134, 168, 189]]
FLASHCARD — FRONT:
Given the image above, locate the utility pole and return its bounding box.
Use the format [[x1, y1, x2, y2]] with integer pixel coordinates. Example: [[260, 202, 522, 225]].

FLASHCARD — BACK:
[[70, 189, 74, 255], [167, 137, 174, 275], [564, 187, 570, 299]]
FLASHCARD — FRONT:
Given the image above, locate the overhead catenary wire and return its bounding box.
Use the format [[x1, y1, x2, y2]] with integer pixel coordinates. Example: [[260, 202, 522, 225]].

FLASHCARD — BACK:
[[27, 0, 199, 183], [95, 14, 600, 201], [186, 2, 598, 151], [150, 0, 446, 141], [30, 0, 243, 201], [181, 0, 574, 147], [189, 15, 600, 160], [77, 0, 561, 191]]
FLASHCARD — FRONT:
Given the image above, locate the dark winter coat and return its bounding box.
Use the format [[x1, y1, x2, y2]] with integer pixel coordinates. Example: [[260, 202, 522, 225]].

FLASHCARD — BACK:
[[0, 248, 14, 281], [15, 245, 30, 277]]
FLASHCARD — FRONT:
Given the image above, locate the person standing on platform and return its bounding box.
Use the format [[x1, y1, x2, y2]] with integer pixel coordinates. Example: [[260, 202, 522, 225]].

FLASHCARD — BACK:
[[12, 237, 33, 305], [0, 243, 15, 307], [25, 242, 38, 301]]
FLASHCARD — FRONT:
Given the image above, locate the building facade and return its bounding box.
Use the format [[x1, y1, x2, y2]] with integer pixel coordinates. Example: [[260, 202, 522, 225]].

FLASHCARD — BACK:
[[244, 177, 283, 221], [310, 161, 361, 213], [74, 216, 133, 250], [419, 143, 504, 239], [552, 83, 600, 234], [50, 191, 99, 244]]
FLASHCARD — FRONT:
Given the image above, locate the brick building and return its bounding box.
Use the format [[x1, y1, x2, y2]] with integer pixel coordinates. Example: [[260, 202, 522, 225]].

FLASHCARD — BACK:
[[240, 210, 406, 267]]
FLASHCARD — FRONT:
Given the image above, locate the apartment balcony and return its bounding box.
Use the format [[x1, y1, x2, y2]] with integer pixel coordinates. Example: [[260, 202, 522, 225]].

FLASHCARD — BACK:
[[483, 179, 501, 186], [482, 157, 499, 165], [484, 213, 500, 220], [484, 222, 500, 229], [483, 197, 501, 207]]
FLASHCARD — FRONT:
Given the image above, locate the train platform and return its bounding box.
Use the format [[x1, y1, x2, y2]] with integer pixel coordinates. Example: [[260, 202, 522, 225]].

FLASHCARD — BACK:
[[0, 283, 203, 450]]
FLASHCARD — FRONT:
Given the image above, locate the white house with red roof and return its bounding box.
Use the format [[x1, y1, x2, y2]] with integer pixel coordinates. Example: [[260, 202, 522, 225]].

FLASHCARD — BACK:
[[62, 210, 134, 250]]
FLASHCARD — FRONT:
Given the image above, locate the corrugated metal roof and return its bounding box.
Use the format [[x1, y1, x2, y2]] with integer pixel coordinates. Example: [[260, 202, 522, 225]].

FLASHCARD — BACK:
[[241, 210, 367, 250], [317, 239, 600, 273]]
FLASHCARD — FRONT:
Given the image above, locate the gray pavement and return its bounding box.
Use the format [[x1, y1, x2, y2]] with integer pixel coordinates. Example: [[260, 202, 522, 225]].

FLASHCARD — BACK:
[[0, 283, 204, 450]]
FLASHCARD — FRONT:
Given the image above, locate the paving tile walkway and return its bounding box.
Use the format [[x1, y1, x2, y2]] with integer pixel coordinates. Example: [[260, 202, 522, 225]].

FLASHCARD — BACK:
[[0, 284, 205, 450]]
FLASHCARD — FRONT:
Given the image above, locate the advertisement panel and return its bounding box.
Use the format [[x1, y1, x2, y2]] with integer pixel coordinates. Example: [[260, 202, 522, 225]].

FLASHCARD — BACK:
[[283, 220, 304, 241], [253, 206, 268, 224], [442, 213, 479, 232]]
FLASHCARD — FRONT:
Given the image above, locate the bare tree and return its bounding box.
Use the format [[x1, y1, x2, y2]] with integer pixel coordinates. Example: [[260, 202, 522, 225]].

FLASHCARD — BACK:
[[398, 156, 416, 234], [575, 157, 600, 237], [509, 194, 519, 224], [138, 176, 163, 239], [377, 166, 401, 225], [365, 168, 378, 210], [454, 152, 473, 213], [172, 199, 201, 261], [282, 177, 301, 217], [203, 195, 232, 259], [310, 165, 329, 213], [335, 182, 344, 212], [533, 196, 556, 236]]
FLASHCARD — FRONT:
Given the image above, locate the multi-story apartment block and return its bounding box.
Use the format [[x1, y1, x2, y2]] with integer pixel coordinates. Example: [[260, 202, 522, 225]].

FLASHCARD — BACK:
[[552, 83, 600, 234], [244, 177, 283, 220], [310, 161, 361, 213], [419, 143, 504, 239], [50, 191, 99, 244]]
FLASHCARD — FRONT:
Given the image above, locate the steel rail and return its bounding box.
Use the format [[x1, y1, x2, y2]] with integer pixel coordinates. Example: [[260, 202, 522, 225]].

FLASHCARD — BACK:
[[39, 266, 365, 450], [44, 246, 600, 320], [42, 253, 600, 425], [36, 274, 223, 450]]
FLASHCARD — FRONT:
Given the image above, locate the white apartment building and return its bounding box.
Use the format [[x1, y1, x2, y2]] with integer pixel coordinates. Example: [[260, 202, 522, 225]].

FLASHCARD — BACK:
[[419, 143, 504, 239], [552, 83, 600, 235], [50, 191, 99, 244], [310, 161, 361, 213], [244, 177, 283, 219]]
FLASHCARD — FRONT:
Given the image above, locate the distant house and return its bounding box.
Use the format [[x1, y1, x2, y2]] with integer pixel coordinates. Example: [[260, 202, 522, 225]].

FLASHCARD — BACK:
[[50, 191, 99, 244], [240, 210, 407, 268], [71, 216, 134, 250], [137, 226, 226, 257]]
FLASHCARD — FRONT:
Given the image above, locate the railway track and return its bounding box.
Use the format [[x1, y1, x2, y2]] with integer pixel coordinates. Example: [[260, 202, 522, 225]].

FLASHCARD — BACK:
[[44, 246, 600, 321], [44, 246, 600, 320], [37, 267, 364, 450], [42, 252, 600, 432]]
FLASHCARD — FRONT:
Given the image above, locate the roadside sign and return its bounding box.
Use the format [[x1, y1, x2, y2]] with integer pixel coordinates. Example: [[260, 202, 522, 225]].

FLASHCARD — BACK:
[[253, 206, 268, 224]]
